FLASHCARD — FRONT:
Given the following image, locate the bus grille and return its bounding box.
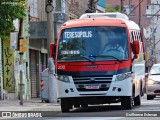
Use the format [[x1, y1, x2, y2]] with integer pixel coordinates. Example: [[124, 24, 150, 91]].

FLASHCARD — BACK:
[[73, 76, 113, 91]]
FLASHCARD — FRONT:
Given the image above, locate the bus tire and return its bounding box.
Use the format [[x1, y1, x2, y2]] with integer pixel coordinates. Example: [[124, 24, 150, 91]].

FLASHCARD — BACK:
[[121, 97, 132, 109], [61, 98, 72, 113], [147, 95, 154, 100], [134, 95, 141, 106]]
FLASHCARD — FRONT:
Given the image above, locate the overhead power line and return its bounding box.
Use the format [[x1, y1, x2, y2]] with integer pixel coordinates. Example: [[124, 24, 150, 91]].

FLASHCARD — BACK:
[[128, 0, 144, 16]]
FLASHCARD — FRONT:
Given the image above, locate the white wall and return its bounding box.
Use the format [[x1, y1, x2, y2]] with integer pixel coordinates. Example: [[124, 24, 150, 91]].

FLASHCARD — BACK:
[[28, 0, 38, 18]]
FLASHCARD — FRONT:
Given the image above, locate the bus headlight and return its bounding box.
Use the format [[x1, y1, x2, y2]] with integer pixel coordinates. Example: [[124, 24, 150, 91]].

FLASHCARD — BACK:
[[57, 75, 70, 82], [115, 72, 131, 81], [147, 79, 155, 85]]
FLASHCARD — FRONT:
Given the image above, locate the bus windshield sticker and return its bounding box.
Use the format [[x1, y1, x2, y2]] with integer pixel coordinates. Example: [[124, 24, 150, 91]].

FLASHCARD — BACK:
[[61, 50, 80, 55], [64, 31, 92, 38]]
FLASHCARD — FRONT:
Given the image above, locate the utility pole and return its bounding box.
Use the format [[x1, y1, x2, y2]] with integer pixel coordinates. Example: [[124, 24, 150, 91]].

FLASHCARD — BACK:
[[0, 38, 3, 100], [139, 0, 141, 27], [18, 19, 29, 105], [121, 0, 124, 13], [129, 0, 131, 12], [45, 0, 55, 103], [19, 19, 24, 105], [17, 1, 29, 106], [128, 0, 144, 16]]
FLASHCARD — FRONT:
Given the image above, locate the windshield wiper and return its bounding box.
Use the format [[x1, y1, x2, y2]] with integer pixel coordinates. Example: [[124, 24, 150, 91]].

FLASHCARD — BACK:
[[96, 54, 122, 63], [80, 55, 95, 64], [61, 55, 95, 64]]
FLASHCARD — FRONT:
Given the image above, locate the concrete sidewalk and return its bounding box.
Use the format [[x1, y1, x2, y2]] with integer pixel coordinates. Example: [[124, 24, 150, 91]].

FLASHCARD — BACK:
[[0, 98, 60, 111]]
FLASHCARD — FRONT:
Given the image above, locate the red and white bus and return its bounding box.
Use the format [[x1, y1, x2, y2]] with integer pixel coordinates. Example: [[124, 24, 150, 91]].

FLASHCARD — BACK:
[[50, 12, 145, 112]]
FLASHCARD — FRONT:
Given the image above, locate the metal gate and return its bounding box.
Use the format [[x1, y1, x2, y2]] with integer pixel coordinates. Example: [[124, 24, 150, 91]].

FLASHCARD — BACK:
[[29, 50, 39, 98]]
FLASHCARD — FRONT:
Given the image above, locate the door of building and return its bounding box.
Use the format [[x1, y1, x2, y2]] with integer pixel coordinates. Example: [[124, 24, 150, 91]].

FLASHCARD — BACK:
[[29, 50, 40, 98]]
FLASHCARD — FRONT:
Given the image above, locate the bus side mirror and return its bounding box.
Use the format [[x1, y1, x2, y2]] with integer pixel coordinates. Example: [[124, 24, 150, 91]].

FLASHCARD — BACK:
[[50, 43, 56, 59], [133, 40, 140, 59], [133, 40, 140, 54]]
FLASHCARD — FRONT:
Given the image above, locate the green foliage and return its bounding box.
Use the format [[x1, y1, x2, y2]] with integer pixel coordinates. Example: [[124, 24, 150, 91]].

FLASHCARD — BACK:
[[0, 0, 26, 38], [106, 4, 120, 12]]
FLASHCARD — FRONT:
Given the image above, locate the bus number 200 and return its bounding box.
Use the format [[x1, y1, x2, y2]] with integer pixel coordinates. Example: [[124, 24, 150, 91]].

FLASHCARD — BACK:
[[58, 65, 65, 69]]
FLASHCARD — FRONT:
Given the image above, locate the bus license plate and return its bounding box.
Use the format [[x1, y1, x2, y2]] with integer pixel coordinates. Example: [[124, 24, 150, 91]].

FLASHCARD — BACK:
[[86, 84, 99, 89]]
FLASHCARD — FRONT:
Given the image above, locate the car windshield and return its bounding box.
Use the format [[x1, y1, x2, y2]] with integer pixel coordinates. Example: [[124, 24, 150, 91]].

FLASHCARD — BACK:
[[57, 26, 129, 62], [150, 65, 160, 75]]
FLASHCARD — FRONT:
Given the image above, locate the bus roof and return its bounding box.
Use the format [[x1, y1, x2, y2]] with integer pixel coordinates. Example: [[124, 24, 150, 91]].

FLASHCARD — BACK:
[[80, 12, 129, 20], [62, 18, 140, 31]]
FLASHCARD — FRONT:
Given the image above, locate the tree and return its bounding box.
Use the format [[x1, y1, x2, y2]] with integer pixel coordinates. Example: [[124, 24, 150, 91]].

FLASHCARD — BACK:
[[106, 4, 120, 12], [0, 0, 26, 38]]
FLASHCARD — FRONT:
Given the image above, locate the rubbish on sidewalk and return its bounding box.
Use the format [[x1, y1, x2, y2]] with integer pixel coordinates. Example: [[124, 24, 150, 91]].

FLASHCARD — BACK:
[[3, 89, 8, 100], [41, 68, 49, 103], [48, 58, 57, 103], [40, 61, 57, 103]]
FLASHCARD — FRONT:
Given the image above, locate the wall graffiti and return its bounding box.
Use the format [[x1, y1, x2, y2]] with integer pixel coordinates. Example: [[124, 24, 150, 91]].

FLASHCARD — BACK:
[[3, 38, 15, 92]]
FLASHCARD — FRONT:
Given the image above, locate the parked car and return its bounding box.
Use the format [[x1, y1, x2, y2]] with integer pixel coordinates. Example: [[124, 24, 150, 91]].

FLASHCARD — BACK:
[[146, 64, 160, 100]]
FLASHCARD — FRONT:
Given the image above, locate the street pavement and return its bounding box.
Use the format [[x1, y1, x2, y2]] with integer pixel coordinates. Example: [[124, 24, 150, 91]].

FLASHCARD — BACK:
[[0, 98, 60, 111], [0, 95, 160, 120]]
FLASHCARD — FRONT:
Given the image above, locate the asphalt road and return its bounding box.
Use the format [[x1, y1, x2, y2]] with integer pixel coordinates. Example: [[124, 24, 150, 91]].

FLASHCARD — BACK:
[[51, 95, 160, 117], [1, 95, 160, 120]]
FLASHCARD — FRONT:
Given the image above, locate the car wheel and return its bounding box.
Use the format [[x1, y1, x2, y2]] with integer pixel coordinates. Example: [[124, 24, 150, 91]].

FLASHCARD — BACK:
[[147, 95, 154, 100]]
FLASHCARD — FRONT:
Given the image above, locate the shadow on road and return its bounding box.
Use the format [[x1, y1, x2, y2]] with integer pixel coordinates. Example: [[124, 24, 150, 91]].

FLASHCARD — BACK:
[[72, 105, 122, 112], [56, 105, 142, 117]]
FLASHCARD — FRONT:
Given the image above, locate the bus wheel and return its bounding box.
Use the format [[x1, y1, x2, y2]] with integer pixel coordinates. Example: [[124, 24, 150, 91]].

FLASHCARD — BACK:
[[134, 95, 141, 106], [61, 98, 72, 113], [147, 95, 154, 100], [121, 97, 132, 109]]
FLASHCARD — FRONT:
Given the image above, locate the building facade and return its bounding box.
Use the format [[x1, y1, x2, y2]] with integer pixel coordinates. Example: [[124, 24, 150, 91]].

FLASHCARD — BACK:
[[67, 0, 88, 19], [28, 0, 89, 98], [145, 0, 160, 64], [0, 1, 30, 100]]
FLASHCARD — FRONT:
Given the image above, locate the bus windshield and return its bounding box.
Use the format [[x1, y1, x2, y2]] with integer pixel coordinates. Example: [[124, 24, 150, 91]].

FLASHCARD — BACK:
[[58, 26, 129, 62]]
